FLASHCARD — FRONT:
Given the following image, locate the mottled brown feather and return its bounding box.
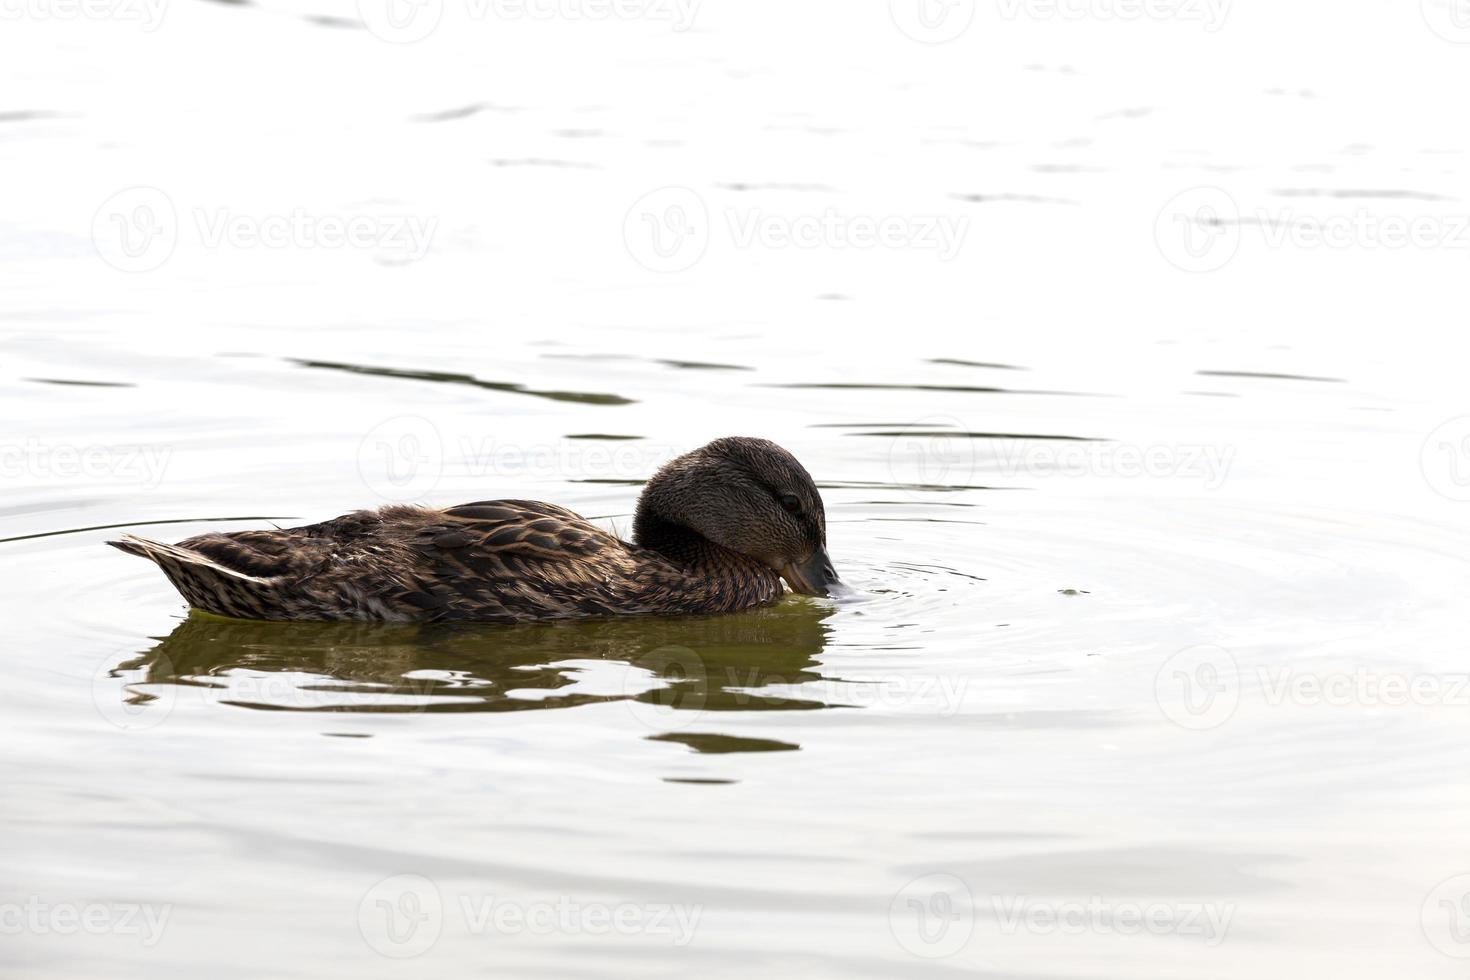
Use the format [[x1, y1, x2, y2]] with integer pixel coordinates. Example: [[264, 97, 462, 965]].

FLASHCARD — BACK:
[[109, 499, 783, 623]]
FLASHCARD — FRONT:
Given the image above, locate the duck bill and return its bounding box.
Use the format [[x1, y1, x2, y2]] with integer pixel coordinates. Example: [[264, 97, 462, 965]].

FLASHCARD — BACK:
[[780, 547, 841, 597]]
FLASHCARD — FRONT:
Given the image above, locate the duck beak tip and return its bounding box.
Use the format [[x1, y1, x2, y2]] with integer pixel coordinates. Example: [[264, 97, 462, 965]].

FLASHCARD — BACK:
[[780, 548, 842, 598]]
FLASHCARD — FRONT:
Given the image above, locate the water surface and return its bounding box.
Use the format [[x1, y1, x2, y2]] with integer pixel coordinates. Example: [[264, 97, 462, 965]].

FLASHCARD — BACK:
[[5, 5, 1470, 978]]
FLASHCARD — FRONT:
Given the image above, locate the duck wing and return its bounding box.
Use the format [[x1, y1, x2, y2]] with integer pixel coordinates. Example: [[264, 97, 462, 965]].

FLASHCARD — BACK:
[[392, 499, 659, 622], [112, 500, 673, 622]]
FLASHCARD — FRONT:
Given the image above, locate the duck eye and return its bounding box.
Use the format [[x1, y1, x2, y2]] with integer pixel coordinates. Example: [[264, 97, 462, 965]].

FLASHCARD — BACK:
[[779, 494, 802, 515]]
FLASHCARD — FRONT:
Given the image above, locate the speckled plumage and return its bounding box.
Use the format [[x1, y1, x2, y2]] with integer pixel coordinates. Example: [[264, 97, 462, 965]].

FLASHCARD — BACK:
[[110, 437, 838, 623]]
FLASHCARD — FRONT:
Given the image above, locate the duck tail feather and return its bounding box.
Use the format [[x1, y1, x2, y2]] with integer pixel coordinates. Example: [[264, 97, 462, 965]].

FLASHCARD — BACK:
[[109, 533, 286, 619], [111, 534, 274, 579]]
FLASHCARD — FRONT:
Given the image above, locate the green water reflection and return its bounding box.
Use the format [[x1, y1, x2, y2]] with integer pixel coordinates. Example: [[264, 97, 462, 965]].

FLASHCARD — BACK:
[[112, 601, 838, 717]]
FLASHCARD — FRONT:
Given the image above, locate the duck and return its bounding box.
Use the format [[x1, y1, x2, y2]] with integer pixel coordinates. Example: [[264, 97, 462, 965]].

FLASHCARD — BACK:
[[109, 436, 842, 623]]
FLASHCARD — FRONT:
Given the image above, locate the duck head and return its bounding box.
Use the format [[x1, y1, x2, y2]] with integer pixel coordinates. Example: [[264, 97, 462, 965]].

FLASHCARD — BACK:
[[633, 437, 842, 597]]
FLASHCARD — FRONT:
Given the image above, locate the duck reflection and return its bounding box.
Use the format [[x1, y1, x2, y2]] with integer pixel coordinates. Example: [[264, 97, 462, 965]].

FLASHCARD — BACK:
[[112, 600, 837, 717]]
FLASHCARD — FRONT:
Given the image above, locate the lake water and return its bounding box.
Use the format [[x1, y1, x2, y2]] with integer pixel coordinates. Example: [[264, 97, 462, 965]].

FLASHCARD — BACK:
[[6, 2, 1470, 976]]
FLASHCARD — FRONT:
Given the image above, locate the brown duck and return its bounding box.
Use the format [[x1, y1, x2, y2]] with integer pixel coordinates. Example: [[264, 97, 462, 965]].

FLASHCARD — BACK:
[[110, 436, 842, 623]]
